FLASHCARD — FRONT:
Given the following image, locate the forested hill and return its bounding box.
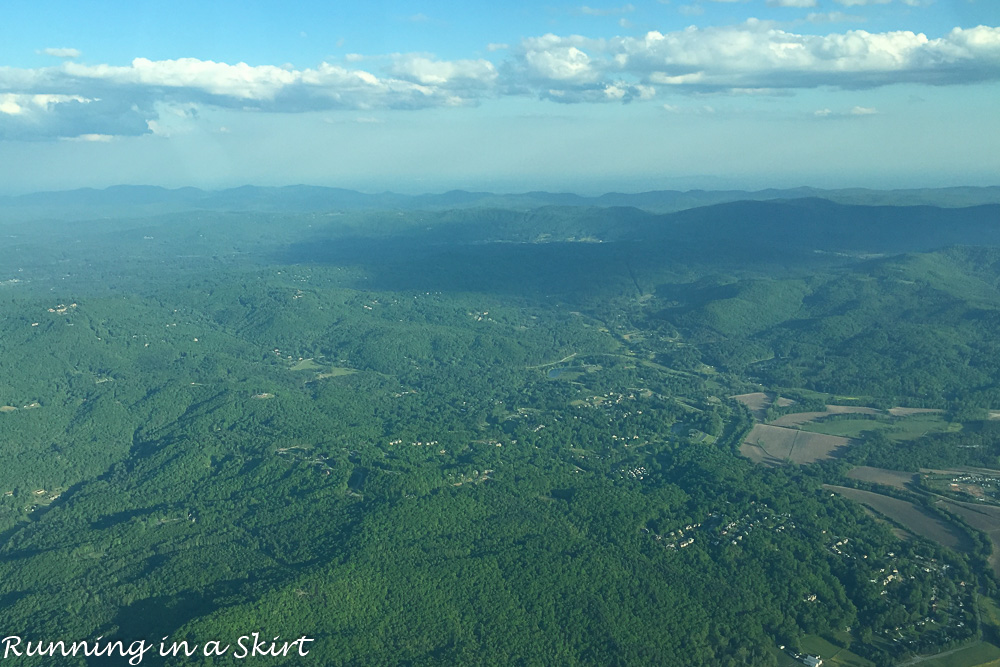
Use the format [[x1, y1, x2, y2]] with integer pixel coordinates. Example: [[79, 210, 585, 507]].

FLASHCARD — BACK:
[[4, 193, 1000, 665], [279, 200, 1000, 299], [2, 183, 999, 220]]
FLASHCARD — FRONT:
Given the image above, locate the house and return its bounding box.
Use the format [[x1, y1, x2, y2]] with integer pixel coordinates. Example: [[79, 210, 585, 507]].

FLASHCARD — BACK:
[[802, 656, 822, 667]]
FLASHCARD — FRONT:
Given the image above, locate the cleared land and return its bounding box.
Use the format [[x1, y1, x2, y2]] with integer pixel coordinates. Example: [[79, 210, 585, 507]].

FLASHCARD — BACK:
[[936, 499, 1000, 577], [801, 413, 957, 441], [847, 466, 916, 490], [825, 485, 972, 553], [770, 405, 878, 427], [741, 424, 851, 465], [289, 358, 324, 371], [889, 407, 945, 417], [909, 641, 1000, 667], [828, 405, 881, 415], [769, 405, 945, 434], [798, 634, 873, 667], [769, 411, 830, 427], [731, 392, 771, 420], [315, 368, 357, 379]]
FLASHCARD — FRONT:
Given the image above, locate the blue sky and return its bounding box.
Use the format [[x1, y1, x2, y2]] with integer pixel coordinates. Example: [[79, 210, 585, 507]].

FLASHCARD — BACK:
[[1, 0, 997, 194]]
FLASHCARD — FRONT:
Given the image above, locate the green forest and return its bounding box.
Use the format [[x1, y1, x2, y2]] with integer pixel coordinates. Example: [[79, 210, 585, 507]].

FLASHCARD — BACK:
[[2, 188, 1000, 665]]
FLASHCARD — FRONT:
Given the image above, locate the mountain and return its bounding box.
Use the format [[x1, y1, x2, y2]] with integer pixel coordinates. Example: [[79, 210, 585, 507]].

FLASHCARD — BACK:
[[2, 184, 999, 221]]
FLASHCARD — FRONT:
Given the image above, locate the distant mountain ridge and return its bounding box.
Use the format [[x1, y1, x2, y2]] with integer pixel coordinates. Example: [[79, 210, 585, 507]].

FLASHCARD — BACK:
[[2, 183, 999, 220]]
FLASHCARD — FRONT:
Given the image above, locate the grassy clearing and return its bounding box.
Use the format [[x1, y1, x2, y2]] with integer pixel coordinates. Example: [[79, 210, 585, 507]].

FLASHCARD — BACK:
[[289, 358, 324, 371], [799, 413, 958, 441], [315, 367, 357, 379], [797, 635, 873, 667], [800, 419, 885, 438], [825, 485, 973, 553], [769, 648, 803, 667], [769, 405, 878, 427], [982, 597, 1000, 647], [889, 407, 945, 417], [799, 635, 840, 656], [770, 411, 832, 427], [546, 367, 584, 381], [982, 596, 1000, 629], [885, 415, 962, 441], [917, 641, 1000, 667]]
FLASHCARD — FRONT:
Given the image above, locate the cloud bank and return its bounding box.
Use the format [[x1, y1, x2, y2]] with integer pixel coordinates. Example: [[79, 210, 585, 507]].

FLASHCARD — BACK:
[[2, 22, 998, 139]]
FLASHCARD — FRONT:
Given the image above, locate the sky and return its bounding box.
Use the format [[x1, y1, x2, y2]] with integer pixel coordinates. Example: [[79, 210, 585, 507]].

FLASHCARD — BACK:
[[0, 0, 997, 194]]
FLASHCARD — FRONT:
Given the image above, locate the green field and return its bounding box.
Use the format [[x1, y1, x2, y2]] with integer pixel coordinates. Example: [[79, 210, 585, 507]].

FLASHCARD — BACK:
[[801, 414, 959, 440], [288, 357, 324, 371], [918, 641, 1000, 667], [315, 367, 358, 379], [797, 635, 873, 667]]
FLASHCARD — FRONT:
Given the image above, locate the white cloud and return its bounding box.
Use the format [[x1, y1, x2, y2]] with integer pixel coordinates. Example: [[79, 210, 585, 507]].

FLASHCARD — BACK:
[[834, 0, 890, 6], [1, 23, 998, 139], [806, 11, 867, 23], [526, 47, 593, 81], [511, 24, 1000, 95], [0, 93, 91, 115], [768, 0, 818, 6], [486, 43, 510, 52], [60, 133, 114, 142], [388, 56, 497, 86], [518, 36, 600, 82], [812, 105, 879, 117], [0, 55, 501, 139], [40, 48, 81, 59], [62, 58, 300, 100]]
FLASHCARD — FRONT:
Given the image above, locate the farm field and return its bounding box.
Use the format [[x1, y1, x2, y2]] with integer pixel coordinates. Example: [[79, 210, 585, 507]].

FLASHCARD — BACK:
[[800, 413, 958, 441], [889, 407, 945, 417], [847, 466, 917, 490], [936, 499, 1000, 576], [798, 635, 874, 667], [741, 423, 851, 465], [731, 392, 773, 420], [824, 485, 973, 553], [731, 392, 796, 419], [911, 641, 1000, 667], [770, 405, 879, 427]]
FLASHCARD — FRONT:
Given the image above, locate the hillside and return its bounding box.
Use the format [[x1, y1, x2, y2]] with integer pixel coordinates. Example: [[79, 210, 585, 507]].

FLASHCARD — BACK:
[[1, 194, 1000, 665]]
